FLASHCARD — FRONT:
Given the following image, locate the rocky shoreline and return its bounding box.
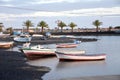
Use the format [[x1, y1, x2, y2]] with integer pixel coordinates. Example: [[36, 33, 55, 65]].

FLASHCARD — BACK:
[[0, 50, 50, 80], [0, 36, 97, 45]]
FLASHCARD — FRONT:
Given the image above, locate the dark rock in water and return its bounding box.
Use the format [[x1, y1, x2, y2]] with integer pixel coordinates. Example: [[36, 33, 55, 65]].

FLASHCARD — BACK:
[[75, 38, 97, 42]]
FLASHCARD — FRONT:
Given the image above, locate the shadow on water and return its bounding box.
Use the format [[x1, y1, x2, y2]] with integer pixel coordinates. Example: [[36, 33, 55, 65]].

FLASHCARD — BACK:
[[41, 57, 107, 80], [27, 55, 56, 60], [56, 60, 106, 70]]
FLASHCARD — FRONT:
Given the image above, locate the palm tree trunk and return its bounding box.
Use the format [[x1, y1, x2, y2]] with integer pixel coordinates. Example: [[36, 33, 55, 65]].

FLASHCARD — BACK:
[[41, 27, 44, 34], [96, 26, 99, 32], [61, 27, 63, 32], [72, 28, 73, 32], [27, 26, 29, 32]]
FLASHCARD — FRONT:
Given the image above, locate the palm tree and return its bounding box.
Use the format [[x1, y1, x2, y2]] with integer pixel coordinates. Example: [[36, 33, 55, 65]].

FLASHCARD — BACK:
[[57, 21, 67, 32], [92, 20, 102, 32], [23, 20, 33, 32], [37, 21, 48, 34], [0, 23, 4, 32], [68, 22, 77, 32]]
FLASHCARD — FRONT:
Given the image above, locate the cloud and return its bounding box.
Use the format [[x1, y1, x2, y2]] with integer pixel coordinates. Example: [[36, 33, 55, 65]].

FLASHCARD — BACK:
[[0, 0, 109, 7], [1, 0, 13, 2], [86, 0, 102, 1], [0, 0, 79, 7], [0, 0, 18, 7], [0, 4, 14, 7], [63, 7, 120, 16], [27, 0, 102, 5], [0, 7, 120, 21], [28, 0, 79, 5]]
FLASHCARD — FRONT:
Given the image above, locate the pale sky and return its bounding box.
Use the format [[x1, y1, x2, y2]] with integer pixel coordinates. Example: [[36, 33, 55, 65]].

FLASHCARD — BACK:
[[0, 0, 120, 29]]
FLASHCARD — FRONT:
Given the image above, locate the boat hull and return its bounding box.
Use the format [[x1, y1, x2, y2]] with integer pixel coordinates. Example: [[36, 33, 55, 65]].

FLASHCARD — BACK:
[[56, 44, 77, 48], [55, 52, 106, 61], [22, 49, 56, 58], [0, 42, 13, 49], [14, 36, 32, 42]]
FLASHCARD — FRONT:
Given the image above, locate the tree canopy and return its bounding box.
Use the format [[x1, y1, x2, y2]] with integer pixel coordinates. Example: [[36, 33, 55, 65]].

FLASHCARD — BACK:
[[37, 21, 48, 33], [68, 22, 77, 32], [92, 20, 102, 32], [23, 20, 33, 32], [57, 21, 67, 32]]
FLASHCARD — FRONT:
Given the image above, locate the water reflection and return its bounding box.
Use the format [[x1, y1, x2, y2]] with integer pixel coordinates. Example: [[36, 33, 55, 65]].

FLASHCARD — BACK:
[[27, 57, 59, 69], [41, 58, 107, 80], [56, 60, 106, 70], [27, 56, 107, 80]]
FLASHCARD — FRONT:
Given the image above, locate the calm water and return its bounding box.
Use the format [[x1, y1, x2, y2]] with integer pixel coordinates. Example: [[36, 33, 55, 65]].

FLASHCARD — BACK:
[[11, 36, 120, 80]]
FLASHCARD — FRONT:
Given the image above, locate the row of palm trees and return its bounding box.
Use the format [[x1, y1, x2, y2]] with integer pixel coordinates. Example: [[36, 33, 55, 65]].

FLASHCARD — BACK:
[[0, 19, 102, 33], [57, 21, 77, 32], [23, 19, 102, 33], [23, 20, 78, 33], [23, 20, 48, 33]]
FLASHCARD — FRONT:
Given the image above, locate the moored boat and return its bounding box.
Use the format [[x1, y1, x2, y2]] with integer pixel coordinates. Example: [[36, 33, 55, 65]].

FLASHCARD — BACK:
[[56, 50, 85, 55], [21, 43, 44, 50], [0, 42, 14, 49], [56, 43, 77, 48], [55, 51, 106, 61], [14, 35, 32, 42], [50, 35, 75, 38], [74, 40, 81, 44], [22, 48, 56, 58]]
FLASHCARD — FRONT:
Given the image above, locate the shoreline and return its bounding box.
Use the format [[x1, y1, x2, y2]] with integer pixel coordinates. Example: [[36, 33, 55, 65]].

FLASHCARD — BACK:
[[60, 75, 120, 80], [0, 50, 50, 80], [51, 31, 120, 36], [0, 36, 98, 45]]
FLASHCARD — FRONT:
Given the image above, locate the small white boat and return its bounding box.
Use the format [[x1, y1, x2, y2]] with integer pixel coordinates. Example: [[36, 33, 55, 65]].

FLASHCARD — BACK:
[[74, 40, 81, 44], [21, 43, 44, 49], [56, 43, 77, 48], [32, 34, 43, 37], [14, 35, 32, 42], [55, 51, 106, 61], [56, 50, 85, 54], [22, 48, 56, 58], [51, 35, 75, 38], [22, 44, 56, 58]]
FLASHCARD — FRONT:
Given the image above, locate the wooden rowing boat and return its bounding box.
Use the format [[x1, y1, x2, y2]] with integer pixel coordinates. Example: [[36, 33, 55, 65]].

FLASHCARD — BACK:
[[55, 51, 106, 61]]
